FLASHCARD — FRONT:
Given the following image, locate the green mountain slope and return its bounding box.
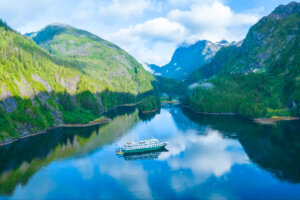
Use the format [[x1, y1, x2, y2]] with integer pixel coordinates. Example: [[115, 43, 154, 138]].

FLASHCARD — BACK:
[[0, 22, 153, 142], [27, 23, 153, 94], [185, 2, 300, 118]]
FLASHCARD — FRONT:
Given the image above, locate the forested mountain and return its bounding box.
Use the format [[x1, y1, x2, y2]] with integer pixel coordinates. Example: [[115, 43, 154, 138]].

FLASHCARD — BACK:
[[185, 2, 300, 117], [27, 23, 153, 94], [0, 22, 153, 142], [149, 40, 235, 80]]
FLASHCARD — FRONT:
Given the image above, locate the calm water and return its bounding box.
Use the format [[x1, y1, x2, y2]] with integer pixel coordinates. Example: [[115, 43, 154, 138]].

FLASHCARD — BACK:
[[1, 105, 300, 199]]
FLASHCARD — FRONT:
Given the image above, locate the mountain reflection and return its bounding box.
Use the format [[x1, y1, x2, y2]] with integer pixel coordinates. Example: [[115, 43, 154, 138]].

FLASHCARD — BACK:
[[181, 107, 300, 183], [1, 106, 300, 199], [0, 107, 140, 196], [138, 108, 161, 122]]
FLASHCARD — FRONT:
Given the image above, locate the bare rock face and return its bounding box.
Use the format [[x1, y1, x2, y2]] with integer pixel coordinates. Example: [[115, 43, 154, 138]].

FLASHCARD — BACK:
[[0, 85, 17, 113], [53, 41, 93, 56], [0, 97, 17, 113], [32, 74, 53, 93], [95, 86, 104, 112], [149, 40, 235, 80], [113, 54, 130, 68], [269, 2, 300, 20], [36, 92, 50, 104], [15, 76, 34, 98], [56, 74, 80, 94], [109, 65, 131, 79], [48, 104, 63, 124]]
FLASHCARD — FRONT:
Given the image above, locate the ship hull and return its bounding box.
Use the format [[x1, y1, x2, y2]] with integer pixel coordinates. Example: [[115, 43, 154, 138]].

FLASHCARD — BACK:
[[123, 144, 167, 154]]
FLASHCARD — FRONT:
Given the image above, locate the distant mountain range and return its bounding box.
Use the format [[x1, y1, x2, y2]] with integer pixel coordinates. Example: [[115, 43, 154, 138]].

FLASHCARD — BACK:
[[149, 40, 238, 80]]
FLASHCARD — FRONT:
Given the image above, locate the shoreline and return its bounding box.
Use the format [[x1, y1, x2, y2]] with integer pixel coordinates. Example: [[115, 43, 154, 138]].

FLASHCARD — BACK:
[[102, 103, 137, 113], [0, 118, 112, 147], [141, 108, 159, 114], [182, 105, 236, 116], [182, 105, 300, 124], [254, 117, 299, 125], [0, 104, 136, 147], [60, 117, 111, 127], [0, 127, 58, 147], [161, 101, 180, 104]]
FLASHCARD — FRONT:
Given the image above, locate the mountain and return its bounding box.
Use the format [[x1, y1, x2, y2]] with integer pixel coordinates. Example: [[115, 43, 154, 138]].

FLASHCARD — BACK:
[[27, 23, 153, 94], [149, 40, 234, 80], [185, 2, 300, 118], [0, 21, 153, 143]]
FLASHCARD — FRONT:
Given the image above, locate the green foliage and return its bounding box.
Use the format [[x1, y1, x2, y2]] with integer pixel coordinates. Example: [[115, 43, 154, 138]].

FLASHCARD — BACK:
[[0, 22, 154, 141], [152, 76, 188, 98], [29, 24, 154, 95], [185, 3, 300, 118], [0, 19, 12, 32], [187, 73, 298, 118], [138, 96, 161, 112], [77, 91, 101, 115], [58, 91, 75, 111], [62, 107, 96, 124], [100, 90, 136, 110]]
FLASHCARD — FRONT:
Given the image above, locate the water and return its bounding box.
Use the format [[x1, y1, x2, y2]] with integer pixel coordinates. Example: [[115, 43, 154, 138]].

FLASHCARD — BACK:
[[1, 105, 300, 199]]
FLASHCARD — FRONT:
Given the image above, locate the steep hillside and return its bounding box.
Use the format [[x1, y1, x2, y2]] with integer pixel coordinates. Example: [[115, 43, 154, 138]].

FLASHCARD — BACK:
[[0, 21, 153, 142], [28, 24, 153, 94], [186, 2, 300, 118], [149, 40, 234, 80]]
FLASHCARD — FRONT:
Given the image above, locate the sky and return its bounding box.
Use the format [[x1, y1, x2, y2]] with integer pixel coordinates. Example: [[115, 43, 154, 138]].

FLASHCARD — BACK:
[[0, 0, 295, 66]]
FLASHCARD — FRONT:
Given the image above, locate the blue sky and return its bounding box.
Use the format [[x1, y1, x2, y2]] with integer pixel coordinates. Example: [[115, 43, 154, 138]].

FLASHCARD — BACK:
[[0, 0, 295, 65]]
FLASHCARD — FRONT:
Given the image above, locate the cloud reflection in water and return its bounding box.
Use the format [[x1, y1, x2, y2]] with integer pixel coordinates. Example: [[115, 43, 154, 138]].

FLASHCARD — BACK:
[[99, 108, 250, 196], [98, 159, 153, 199], [159, 128, 249, 192]]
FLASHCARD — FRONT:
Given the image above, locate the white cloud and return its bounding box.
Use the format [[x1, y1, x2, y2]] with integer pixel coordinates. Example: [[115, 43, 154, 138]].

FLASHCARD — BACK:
[[108, 0, 261, 65], [0, 0, 263, 65], [112, 17, 185, 43], [109, 17, 185, 65], [98, 0, 160, 19], [168, 1, 260, 42]]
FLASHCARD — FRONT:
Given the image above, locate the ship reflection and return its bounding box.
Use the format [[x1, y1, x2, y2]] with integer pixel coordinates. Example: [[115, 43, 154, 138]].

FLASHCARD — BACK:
[[120, 149, 168, 161]]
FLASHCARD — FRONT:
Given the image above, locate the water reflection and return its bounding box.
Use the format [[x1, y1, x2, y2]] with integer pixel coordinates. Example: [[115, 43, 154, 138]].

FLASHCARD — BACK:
[[121, 149, 168, 161], [98, 156, 153, 199], [104, 106, 136, 120], [0, 105, 300, 199], [158, 127, 248, 192], [138, 108, 161, 122], [0, 107, 140, 196], [182, 107, 300, 183]]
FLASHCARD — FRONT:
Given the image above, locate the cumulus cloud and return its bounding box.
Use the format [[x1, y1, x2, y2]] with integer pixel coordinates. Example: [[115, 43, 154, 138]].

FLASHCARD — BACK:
[[107, 0, 261, 65], [168, 1, 260, 42], [0, 0, 263, 65], [110, 17, 185, 65], [112, 17, 185, 43]]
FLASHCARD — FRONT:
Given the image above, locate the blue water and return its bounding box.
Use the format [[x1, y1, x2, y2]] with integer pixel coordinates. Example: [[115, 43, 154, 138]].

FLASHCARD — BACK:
[[1, 105, 300, 199]]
